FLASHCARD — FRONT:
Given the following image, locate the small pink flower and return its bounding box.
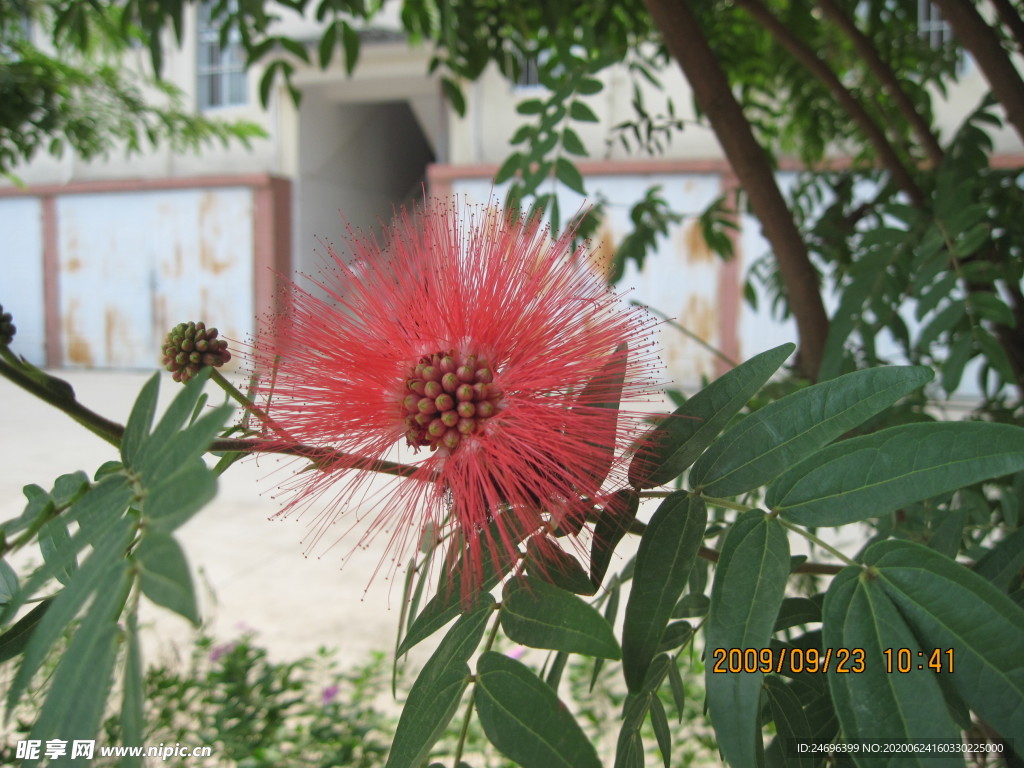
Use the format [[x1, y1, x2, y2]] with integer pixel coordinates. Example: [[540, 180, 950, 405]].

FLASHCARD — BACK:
[[209, 643, 235, 663], [321, 684, 341, 705], [249, 199, 662, 599]]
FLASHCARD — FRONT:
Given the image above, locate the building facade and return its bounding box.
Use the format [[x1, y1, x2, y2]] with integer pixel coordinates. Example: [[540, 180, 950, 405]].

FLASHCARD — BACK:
[[2, 2, 1020, 393]]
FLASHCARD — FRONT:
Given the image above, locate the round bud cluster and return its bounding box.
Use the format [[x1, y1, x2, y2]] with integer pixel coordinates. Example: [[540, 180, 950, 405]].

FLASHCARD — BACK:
[[0, 305, 15, 347], [402, 349, 502, 452], [161, 321, 231, 382]]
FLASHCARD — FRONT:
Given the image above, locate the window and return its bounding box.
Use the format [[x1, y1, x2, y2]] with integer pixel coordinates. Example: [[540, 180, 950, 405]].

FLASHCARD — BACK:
[[196, 1, 247, 109], [515, 54, 542, 90], [917, 0, 953, 50], [917, 0, 970, 73]]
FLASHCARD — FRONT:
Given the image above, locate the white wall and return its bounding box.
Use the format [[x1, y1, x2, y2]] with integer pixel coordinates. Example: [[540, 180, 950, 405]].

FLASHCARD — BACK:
[[56, 188, 254, 369], [0, 198, 46, 365]]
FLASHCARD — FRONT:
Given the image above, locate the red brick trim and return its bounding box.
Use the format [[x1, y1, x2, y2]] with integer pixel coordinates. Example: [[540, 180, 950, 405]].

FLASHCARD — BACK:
[[41, 196, 61, 368]]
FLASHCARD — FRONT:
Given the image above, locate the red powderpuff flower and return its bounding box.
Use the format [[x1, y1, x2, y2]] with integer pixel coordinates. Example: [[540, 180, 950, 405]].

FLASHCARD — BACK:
[[249, 199, 663, 598]]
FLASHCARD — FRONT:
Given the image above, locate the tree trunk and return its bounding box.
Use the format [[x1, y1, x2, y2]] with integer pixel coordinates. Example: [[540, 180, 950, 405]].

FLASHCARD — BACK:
[[932, 0, 1024, 146], [641, 0, 829, 380], [734, 0, 923, 204], [989, 0, 1024, 57], [816, 0, 945, 167]]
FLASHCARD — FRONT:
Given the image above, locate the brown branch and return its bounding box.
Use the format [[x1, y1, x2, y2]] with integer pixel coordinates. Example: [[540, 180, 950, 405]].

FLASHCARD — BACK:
[[641, 0, 829, 381], [0, 355, 125, 447], [210, 437, 430, 479], [816, 0, 945, 168], [989, 0, 1024, 57], [932, 0, 1024, 146], [733, 0, 923, 204]]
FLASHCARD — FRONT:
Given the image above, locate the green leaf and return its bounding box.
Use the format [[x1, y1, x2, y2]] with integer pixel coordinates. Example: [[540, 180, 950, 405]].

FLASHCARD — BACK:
[[259, 60, 279, 108], [28, 566, 130, 753], [318, 20, 337, 69], [121, 373, 160, 468], [0, 600, 50, 664], [649, 694, 672, 768], [140, 405, 231, 485], [502, 578, 620, 659], [629, 343, 795, 488], [672, 593, 709, 618], [690, 366, 933, 496], [569, 100, 599, 122], [657, 620, 693, 654], [494, 152, 522, 184], [590, 489, 639, 589], [525, 538, 594, 595], [51, 470, 89, 507], [773, 597, 821, 632], [622, 493, 706, 691], [577, 77, 603, 95], [614, 729, 644, 768], [971, 291, 1015, 327], [822, 565, 960, 765], [397, 542, 512, 657], [764, 676, 814, 768], [866, 540, 1024, 741], [768, 422, 1024, 526], [977, 326, 1017, 383], [0, 558, 18, 603], [120, 614, 145, 768], [441, 77, 466, 116], [942, 332, 973, 394], [561, 127, 587, 156], [667, 659, 686, 722], [517, 98, 545, 115], [144, 462, 218, 533], [705, 511, 789, 768], [341, 20, 360, 75], [1, 484, 53, 539], [135, 532, 200, 625], [134, 368, 212, 475], [475, 651, 602, 768], [555, 157, 586, 195], [2, 475, 133, 624], [385, 597, 492, 768], [39, 517, 77, 586], [7, 517, 134, 712], [973, 526, 1024, 591]]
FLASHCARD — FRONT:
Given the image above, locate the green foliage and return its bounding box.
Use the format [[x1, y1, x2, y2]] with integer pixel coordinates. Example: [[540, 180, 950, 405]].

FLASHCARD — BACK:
[[0, 3, 265, 177], [4, 0, 1024, 763], [0, 372, 231, 765], [385, 355, 1024, 767]]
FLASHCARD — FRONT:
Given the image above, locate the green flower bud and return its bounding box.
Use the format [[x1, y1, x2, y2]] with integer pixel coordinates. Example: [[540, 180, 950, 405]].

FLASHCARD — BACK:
[[161, 320, 231, 383], [0, 305, 17, 347]]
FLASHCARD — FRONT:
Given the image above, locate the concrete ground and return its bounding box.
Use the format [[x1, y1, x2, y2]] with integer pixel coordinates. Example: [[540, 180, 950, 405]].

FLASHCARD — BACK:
[[1, 368, 410, 669]]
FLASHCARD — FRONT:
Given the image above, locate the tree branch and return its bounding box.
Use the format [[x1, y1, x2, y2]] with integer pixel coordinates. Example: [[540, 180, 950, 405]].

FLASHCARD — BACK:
[[989, 0, 1024, 57], [641, 0, 829, 380], [816, 0, 945, 168], [733, 0, 923, 204], [932, 0, 1024, 146]]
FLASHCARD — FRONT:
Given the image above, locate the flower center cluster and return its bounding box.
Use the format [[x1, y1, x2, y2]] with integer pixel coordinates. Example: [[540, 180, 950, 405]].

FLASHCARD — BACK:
[[402, 350, 501, 452]]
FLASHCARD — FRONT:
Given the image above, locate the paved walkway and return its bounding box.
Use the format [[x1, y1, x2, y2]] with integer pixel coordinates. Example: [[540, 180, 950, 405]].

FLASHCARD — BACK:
[[1, 368, 407, 668]]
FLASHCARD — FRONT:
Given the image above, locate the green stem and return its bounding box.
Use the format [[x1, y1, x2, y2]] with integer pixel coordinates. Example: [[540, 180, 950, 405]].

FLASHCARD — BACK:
[[209, 367, 297, 442], [452, 693, 476, 767], [693, 493, 756, 513], [777, 517, 861, 569], [454, 608, 502, 766]]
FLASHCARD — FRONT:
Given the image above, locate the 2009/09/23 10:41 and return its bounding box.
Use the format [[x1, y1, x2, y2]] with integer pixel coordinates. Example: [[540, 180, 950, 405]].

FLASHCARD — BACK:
[[709, 647, 955, 674]]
